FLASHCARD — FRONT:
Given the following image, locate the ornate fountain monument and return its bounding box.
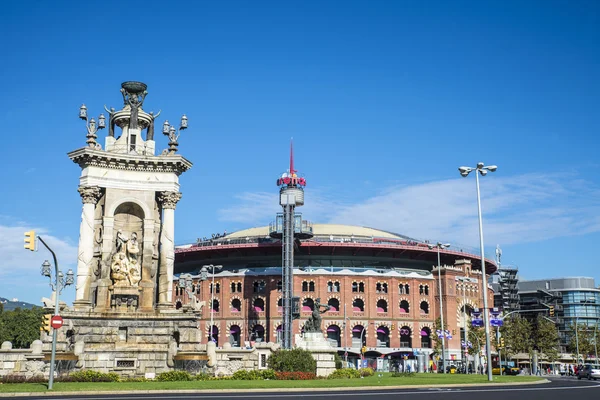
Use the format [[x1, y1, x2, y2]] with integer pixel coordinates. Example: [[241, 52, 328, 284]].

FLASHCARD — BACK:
[[46, 82, 204, 376]]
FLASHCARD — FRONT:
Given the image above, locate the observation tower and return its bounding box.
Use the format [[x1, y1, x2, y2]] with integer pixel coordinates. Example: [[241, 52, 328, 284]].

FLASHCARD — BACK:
[[269, 142, 313, 349]]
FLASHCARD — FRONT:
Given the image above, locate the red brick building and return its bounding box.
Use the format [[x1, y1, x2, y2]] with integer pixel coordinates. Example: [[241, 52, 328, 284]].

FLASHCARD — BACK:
[[174, 224, 495, 366]]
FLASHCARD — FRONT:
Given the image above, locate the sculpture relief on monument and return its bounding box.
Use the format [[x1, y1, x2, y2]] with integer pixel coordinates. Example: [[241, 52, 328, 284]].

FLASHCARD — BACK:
[[110, 231, 142, 287]]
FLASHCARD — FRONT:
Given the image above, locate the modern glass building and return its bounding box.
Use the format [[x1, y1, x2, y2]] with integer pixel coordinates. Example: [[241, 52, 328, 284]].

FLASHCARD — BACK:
[[517, 277, 600, 355]]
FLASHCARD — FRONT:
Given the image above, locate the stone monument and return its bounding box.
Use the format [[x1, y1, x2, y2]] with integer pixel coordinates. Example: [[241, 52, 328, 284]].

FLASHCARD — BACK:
[[44, 82, 205, 376], [294, 298, 337, 377]]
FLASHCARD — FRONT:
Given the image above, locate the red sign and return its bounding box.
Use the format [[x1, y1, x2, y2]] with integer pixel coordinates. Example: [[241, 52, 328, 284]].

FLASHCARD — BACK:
[[50, 315, 64, 329], [277, 175, 306, 187]]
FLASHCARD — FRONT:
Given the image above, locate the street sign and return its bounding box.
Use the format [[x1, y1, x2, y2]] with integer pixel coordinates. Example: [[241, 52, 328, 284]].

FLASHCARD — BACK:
[[50, 315, 63, 329]]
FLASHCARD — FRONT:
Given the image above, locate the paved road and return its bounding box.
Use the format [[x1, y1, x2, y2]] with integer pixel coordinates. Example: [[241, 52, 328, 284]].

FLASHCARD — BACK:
[[10, 377, 600, 400]]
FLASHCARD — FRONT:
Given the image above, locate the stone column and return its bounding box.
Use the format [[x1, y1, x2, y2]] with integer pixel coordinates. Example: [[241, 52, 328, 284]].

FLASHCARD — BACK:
[[157, 191, 181, 309], [73, 186, 102, 309]]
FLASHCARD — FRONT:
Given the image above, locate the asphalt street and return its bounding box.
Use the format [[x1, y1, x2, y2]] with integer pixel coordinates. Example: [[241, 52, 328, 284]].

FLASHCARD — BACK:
[[7, 377, 600, 400]]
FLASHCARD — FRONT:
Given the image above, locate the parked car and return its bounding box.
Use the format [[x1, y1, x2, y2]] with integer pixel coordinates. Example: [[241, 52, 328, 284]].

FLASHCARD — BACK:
[[492, 366, 520, 376], [577, 364, 600, 380]]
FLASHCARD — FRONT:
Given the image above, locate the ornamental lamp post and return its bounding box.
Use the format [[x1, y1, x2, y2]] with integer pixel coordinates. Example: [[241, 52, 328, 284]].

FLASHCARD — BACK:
[[79, 104, 105, 148], [162, 115, 188, 154], [428, 242, 450, 373], [458, 162, 497, 382]]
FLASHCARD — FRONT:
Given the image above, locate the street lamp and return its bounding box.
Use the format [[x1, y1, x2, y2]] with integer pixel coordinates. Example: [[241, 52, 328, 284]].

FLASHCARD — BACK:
[[79, 104, 105, 148], [458, 162, 497, 382], [457, 276, 475, 372], [40, 254, 74, 390], [162, 115, 188, 154], [428, 242, 450, 373], [201, 264, 222, 343], [575, 298, 594, 364]]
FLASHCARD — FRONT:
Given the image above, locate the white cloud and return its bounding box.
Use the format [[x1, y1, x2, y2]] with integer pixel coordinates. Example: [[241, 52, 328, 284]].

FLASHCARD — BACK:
[[0, 224, 78, 304], [217, 173, 600, 248]]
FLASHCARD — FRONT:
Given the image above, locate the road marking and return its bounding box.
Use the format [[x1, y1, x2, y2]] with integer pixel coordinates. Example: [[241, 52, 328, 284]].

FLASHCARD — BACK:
[[39, 383, 600, 400]]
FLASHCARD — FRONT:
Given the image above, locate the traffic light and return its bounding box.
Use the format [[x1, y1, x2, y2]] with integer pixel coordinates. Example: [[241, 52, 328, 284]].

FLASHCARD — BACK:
[[41, 313, 52, 333], [500, 337, 505, 348], [549, 306, 555, 317], [391, 324, 396, 331], [361, 346, 367, 354], [24, 230, 36, 251]]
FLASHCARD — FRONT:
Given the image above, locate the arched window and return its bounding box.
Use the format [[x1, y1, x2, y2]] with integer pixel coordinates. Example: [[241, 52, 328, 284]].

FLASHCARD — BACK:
[[376, 282, 382, 293], [208, 326, 218, 346], [229, 325, 241, 347], [421, 327, 432, 348], [328, 298, 340, 312], [302, 298, 314, 312], [231, 282, 236, 292], [277, 298, 283, 312], [400, 326, 412, 348], [277, 281, 282, 292], [398, 284, 405, 295], [302, 281, 309, 292], [405, 284, 410, 295], [420, 301, 429, 314], [231, 298, 241, 312], [254, 298, 265, 312], [359, 282, 365, 293], [352, 325, 366, 347], [211, 299, 220, 313], [419, 284, 424, 295], [253, 280, 265, 293], [211, 283, 220, 294], [376, 326, 390, 348], [424, 285, 429, 295], [334, 282, 340, 292], [252, 325, 265, 343], [377, 299, 388, 313], [352, 282, 358, 292], [352, 298, 364, 312], [382, 283, 388, 293], [237, 282, 242, 292], [399, 300, 409, 313], [309, 281, 315, 292], [327, 281, 333, 292], [326, 325, 341, 347]]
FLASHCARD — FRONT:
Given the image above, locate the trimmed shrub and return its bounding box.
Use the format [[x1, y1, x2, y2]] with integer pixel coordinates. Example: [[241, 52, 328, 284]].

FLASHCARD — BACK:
[[68, 370, 120, 382], [0, 375, 46, 384], [232, 369, 264, 380], [156, 370, 193, 381], [328, 368, 361, 379], [194, 372, 213, 381], [359, 367, 374, 377], [275, 371, 317, 380], [268, 348, 317, 373], [260, 369, 277, 380]]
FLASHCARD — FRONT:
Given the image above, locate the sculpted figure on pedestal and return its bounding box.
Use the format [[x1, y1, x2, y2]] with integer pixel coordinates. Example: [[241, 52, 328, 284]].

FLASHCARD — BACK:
[[110, 230, 142, 287], [304, 298, 330, 333]]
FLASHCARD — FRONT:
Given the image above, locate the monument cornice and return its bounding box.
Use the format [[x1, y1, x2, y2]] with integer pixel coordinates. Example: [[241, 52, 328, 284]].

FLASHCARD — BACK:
[[67, 147, 193, 176]]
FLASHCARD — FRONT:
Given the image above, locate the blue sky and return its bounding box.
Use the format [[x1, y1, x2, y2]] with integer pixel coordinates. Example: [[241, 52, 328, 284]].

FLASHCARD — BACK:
[[1, 0, 599, 305]]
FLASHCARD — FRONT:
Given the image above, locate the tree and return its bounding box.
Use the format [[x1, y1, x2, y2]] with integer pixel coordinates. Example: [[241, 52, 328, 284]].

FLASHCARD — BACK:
[[534, 315, 559, 363], [500, 315, 533, 356], [432, 317, 448, 356], [567, 322, 595, 363], [467, 325, 485, 356], [0, 307, 44, 348]]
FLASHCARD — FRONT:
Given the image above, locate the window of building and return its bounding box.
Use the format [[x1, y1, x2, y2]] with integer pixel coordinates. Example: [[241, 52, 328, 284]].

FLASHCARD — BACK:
[[253, 280, 266, 294], [399, 300, 409, 313], [210, 282, 220, 294], [302, 298, 315, 311], [231, 298, 241, 312], [327, 281, 340, 292], [211, 299, 220, 312], [376, 299, 388, 313], [253, 298, 265, 312], [359, 282, 365, 292], [352, 298, 365, 312], [302, 281, 309, 292], [277, 281, 282, 292], [399, 283, 410, 295], [309, 281, 315, 292], [420, 301, 429, 314], [328, 298, 340, 312]]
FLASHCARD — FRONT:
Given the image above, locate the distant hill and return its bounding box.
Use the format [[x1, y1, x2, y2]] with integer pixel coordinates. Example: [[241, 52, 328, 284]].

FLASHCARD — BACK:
[[0, 297, 39, 311]]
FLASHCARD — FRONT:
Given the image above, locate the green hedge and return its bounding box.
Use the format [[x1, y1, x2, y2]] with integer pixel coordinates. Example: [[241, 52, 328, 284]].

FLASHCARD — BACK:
[[267, 348, 317, 373]]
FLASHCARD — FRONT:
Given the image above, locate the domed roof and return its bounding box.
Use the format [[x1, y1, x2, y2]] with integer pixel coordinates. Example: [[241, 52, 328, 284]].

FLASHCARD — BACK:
[[226, 223, 409, 240]]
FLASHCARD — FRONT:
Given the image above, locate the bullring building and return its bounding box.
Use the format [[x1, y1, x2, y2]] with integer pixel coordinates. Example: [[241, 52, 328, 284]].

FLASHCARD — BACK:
[[173, 223, 496, 366]]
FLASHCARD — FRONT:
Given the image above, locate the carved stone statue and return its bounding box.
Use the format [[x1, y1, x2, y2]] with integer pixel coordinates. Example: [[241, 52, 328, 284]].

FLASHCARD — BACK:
[[110, 230, 142, 287], [304, 298, 330, 333]]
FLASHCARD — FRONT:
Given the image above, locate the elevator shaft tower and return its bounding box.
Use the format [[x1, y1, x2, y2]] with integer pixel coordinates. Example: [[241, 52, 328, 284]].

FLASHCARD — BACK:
[[269, 143, 311, 349]]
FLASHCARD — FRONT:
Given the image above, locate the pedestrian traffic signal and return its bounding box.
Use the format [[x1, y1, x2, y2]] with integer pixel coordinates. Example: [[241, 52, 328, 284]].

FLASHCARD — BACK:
[[24, 230, 36, 251], [41, 313, 52, 333], [549, 306, 555, 317]]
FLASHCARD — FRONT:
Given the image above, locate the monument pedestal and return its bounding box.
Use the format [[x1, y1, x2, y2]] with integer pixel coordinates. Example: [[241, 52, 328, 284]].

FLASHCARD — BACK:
[[295, 332, 337, 377]]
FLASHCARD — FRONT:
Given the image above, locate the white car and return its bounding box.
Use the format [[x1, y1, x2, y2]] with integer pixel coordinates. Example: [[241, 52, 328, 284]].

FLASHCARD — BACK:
[[577, 364, 600, 380]]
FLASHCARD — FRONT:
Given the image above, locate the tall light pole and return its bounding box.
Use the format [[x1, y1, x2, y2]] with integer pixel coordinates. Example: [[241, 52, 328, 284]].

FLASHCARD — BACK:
[[429, 242, 450, 373], [457, 276, 474, 372], [202, 264, 222, 343], [459, 162, 497, 382], [574, 298, 593, 364], [39, 239, 74, 390]]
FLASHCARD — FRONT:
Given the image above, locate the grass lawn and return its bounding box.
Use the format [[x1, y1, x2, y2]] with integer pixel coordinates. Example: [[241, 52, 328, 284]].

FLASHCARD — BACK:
[[0, 374, 545, 393]]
